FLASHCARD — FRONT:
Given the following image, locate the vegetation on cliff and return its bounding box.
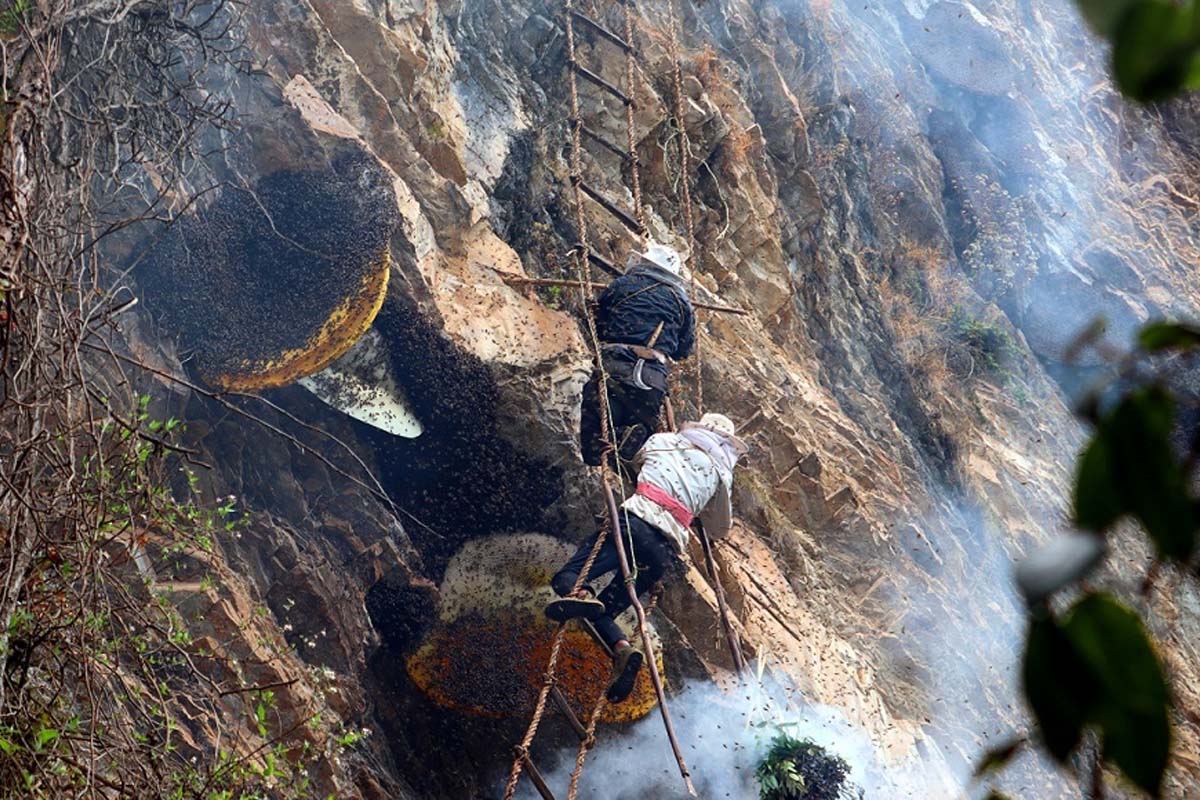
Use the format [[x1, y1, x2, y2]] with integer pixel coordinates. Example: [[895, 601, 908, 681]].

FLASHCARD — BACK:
[[0, 3, 360, 796]]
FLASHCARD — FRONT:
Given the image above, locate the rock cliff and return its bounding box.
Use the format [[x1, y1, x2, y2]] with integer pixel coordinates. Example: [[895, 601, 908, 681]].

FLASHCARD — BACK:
[[125, 0, 1200, 797]]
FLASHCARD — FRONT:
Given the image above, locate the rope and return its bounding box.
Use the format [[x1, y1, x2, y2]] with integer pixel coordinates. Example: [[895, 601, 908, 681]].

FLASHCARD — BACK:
[[621, 0, 646, 238], [665, 0, 704, 416], [503, 527, 609, 800], [566, 582, 664, 800], [508, 0, 703, 794], [504, 1, 631, 794]]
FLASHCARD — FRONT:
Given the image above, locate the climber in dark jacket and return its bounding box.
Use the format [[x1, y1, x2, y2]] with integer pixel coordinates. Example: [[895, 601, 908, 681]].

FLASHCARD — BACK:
[[580, 242, 695, 471]]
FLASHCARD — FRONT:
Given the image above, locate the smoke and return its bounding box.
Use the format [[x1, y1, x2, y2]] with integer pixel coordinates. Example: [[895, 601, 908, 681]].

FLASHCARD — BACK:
[[517, 677, 955, 800], [898, 502, 1079, 799]]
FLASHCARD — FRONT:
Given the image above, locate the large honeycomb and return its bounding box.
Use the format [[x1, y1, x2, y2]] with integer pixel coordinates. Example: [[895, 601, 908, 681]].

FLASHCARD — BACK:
[[139, 151, 398, 389], [406, 534, 662, 724]]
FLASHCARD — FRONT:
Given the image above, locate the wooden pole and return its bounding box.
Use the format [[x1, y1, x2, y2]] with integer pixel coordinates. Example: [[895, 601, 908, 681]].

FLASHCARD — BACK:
[[550, 686, 589, 742], [602, 477, 697, 797], [519, 750, 558, 800], [662, 395, 678, 432], [698, 523, 747, 675], [503, 276, 751, 316]]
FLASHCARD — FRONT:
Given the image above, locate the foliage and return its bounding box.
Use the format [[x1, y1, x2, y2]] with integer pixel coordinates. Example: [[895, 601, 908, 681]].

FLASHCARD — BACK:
[[0, 1, 363, 796], [0, 0, 30, 35], [1024, 593, 1171, 794], [992, 8, 1200, 793], [947, 309, 1019, 378], [755, 733, 858, 800], [988, 321, 1200, 797], [1074, 0, 1200, 102]]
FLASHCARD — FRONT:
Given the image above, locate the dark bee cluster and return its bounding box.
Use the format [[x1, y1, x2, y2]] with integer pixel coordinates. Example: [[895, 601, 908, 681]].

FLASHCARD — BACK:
[[139, 151, 400, 380]]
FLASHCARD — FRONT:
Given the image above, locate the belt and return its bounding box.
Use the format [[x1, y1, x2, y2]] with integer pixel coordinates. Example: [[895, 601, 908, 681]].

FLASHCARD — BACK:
[[636, 482, 694, 529], [602, 342, 667, 364]]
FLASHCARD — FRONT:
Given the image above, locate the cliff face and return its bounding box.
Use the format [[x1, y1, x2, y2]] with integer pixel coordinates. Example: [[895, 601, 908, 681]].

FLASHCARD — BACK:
[[132, 0, 1200, 797]]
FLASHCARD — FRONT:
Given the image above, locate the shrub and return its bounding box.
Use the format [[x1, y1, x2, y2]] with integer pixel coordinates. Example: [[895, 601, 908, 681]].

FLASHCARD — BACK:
[[947, 308, 1018, 377], [755, 733, 857, 800]]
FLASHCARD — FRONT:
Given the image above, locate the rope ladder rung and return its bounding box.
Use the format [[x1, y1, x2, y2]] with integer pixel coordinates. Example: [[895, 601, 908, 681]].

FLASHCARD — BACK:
[[568, 59, 634, 106], [574, 178, 646, 235], [519, 749, 558, 800], [550, 686, 590, 741], [569, 10, 633, 52], [575, 120, 633, 162]]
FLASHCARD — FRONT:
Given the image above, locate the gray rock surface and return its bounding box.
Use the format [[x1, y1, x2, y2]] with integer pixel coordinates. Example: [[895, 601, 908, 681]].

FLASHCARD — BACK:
[[127, 0, 1200, 796]]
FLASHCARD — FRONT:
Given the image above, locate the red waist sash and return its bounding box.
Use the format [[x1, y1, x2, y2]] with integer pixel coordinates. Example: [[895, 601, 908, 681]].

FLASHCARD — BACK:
[[636, 482, 693, 529]]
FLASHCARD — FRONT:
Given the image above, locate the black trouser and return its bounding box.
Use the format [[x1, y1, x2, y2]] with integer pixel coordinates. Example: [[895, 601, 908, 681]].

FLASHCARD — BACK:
[[579, 371, 665, 470], [551, 514, 675, 649]]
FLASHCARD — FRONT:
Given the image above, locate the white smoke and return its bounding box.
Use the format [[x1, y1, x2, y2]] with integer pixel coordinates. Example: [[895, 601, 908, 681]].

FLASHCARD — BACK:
[[516, 676, 958, 800]]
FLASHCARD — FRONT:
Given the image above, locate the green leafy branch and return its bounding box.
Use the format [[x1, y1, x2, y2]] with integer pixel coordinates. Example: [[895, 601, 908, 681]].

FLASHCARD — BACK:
[[982, 322, 1200, 798], [1076, 0, 1200, 102], [755, 732, 860, 800]]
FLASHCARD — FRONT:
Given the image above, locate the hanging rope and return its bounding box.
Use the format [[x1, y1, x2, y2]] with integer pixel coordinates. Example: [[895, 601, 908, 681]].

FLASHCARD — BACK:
[[503, 527, 609, 800], [506, 1, 733, 796], [621, 0, 646, 238], [665, 0, 704, 416], [505, 1, 648, 794], [565, 582, 664, 800]]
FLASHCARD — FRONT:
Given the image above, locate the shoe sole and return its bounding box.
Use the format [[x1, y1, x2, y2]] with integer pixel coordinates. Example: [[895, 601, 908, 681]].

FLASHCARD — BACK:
[[545, 597, 606, 623], [606, 649, 644, 704]]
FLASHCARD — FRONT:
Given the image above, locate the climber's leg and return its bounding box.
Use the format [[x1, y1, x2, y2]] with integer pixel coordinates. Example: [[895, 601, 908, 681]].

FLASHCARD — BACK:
[[606, 641, 645, 704], [579, 371, 605, 467], [546, 531, 618, 622], [595, 515, 672, 703], [615, 386, 666, 468], [592, 515, 672, 646], [581, 373, 642, 470]]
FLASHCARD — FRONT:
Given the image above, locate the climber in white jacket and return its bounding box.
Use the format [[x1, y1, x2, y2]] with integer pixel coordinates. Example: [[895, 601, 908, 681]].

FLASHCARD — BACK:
[[546, 412, 748, 703]]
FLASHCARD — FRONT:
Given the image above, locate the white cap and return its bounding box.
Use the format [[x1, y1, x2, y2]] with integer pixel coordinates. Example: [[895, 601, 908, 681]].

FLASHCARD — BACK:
[[699, 412, 736, 437], [632, 242, 684, 276]]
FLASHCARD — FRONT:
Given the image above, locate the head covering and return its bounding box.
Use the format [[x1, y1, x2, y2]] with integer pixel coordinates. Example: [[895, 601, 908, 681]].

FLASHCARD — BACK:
[[679, 414, 747, 487], [626, 241, 686, 276], [698, 412, 735, 437], [642, 242, 684, 275]]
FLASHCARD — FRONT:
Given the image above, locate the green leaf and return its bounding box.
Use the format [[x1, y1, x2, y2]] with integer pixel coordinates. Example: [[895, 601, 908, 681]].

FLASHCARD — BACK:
[[1100, 705, 1171, 797], [1112, 1, 1200, 102], [1073, 435, 1122, 531], [1075, 388, 1197, 561], [1064, 593, 1171, 795], [1023, 617, 1097, 761], [1139, 321, 1200, 351], [34, 728, 58, 749], [1065, 594, 1169, 712], [1186, 49, 1200, 89], [1111, 389, 1196, 560], [1075, 0, 1142, 36], [974, 737, 1024, 777]]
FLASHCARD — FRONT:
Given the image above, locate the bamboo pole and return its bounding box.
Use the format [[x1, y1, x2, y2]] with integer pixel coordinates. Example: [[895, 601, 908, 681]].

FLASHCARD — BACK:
[[503, 276, 751, 316], [698, 523, 747, 675], [601, 477, 697, 797]]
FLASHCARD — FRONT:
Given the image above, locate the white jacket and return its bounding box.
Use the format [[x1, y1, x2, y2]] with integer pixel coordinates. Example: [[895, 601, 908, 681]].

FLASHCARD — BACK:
[[621, 430, 735, 551]]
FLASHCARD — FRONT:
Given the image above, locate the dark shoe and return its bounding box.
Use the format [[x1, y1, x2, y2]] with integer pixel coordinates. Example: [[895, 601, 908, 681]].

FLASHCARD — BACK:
[[605, 645, 644, 704], [545, 596, 606, 623]]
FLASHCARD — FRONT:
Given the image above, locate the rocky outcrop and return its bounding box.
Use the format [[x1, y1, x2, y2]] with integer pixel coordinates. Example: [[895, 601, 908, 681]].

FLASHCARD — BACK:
[[126, 0, 1200, 797]]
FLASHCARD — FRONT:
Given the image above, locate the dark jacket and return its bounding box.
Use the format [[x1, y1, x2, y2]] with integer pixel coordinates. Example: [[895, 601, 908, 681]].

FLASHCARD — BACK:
[[596, 264, 695, 362]]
